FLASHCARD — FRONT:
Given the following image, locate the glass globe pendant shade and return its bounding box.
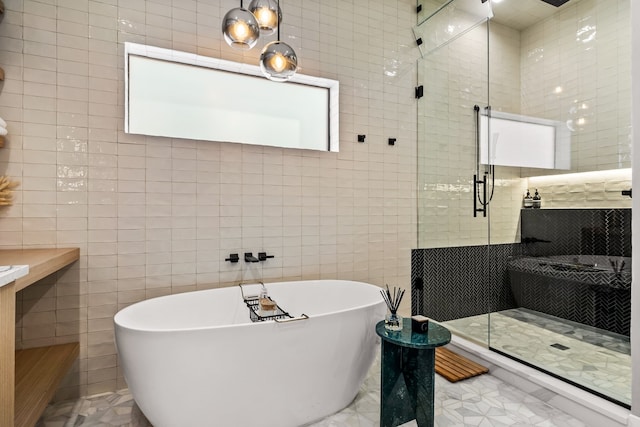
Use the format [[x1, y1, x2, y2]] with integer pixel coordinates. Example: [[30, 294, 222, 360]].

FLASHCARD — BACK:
[[260, 41, 298, 82], [221, 7, 260, 50], [248, 0, 281, 35]]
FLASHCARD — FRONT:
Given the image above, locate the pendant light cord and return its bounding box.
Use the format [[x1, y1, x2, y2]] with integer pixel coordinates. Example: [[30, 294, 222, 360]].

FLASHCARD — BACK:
[[277, 0, 281, 41]]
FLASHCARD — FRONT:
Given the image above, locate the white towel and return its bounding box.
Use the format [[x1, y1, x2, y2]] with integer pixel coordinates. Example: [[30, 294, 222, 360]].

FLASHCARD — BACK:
[[0, 117, 6, 128], [0, 127, 7, 136]]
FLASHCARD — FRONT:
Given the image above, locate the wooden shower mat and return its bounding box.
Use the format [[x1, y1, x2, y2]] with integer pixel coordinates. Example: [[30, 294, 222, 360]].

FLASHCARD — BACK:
[[435, 346, 489, 382]]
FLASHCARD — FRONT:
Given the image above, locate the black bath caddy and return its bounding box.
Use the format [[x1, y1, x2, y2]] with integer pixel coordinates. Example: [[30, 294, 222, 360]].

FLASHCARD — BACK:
[[239, 282, 294, 322], [244, 296, 293, 322]]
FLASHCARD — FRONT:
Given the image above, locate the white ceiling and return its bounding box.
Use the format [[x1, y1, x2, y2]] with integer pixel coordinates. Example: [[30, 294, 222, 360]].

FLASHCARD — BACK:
[[490, 0, 581, 31]]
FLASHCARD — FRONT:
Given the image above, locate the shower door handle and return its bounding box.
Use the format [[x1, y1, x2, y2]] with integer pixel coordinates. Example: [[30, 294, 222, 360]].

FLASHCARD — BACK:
[[473, 174, 487, 218]]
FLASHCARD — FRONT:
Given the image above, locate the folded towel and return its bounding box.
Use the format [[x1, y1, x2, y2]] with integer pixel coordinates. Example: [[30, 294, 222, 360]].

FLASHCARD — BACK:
[[0, 117, 5, 128], [0, 127, 7, 136]]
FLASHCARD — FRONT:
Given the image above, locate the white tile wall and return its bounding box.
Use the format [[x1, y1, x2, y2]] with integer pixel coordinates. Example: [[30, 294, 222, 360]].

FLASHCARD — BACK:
[[0, 0, 417, 399], [520, 0, 631, 173], [1, 0, 631, 401], [418, 0, 631, 248], [417, 20, 526, 248], [527, 168, 632, 209]]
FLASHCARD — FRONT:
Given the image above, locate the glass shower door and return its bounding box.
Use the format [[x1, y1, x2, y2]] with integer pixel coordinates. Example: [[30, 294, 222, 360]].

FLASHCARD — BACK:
[[415, 1, 493, 345], [416, 0, 632, 408], [415, 0, 525, 350]]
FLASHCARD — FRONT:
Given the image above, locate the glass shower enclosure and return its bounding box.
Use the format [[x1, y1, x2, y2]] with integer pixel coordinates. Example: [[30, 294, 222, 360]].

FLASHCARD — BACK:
[[414, 0, 632, 407]]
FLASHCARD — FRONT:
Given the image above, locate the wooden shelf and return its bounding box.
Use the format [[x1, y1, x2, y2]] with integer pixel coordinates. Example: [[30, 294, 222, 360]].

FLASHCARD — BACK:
[[0, 248, 80, 427], [0, 248, 80, 292], [0, 282, 16, 427], [14, 343, 79, 427]]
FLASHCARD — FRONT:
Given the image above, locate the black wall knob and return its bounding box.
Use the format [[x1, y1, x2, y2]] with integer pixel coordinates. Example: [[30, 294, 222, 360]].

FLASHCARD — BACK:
[[258, 252, 275, 261], [225, 253, 239, 263]]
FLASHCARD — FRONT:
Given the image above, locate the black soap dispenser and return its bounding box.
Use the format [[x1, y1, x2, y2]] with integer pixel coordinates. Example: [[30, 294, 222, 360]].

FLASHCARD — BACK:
[[523, 189, 533, 209], [532, 189, 541, 209]]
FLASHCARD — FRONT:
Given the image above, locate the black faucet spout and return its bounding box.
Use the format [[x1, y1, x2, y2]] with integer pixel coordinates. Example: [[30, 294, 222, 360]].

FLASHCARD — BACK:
[[244, 252, 259, 263]]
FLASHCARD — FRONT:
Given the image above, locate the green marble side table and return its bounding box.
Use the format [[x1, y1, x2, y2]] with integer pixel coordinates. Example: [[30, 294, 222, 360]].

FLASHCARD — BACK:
[[375, 318, 451, 427]]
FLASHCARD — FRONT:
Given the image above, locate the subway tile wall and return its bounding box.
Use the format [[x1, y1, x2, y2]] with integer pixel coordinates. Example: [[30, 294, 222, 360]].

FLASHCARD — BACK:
[[417, 19, 526, 249], [520, 0, 631, 174], [0, 0, 417, 399], [417, 0, 631, 249]]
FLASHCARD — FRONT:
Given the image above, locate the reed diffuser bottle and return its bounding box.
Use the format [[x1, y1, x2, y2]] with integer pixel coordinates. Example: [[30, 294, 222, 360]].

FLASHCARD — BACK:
[[381, 285, 404, 331]]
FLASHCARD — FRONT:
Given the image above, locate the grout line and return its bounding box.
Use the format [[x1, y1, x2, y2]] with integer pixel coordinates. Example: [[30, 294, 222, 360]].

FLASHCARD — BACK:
[[63, 398, 84, 427]]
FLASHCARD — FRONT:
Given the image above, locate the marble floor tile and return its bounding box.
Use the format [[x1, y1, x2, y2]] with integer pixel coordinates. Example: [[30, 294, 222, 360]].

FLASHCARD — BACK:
[[37, 348, 587, 427], [443, 308, 631, 405]]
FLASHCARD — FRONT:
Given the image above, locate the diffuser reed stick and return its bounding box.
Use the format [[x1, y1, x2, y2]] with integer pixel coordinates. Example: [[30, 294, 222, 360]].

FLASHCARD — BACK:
[[380, 284, 404, 314]]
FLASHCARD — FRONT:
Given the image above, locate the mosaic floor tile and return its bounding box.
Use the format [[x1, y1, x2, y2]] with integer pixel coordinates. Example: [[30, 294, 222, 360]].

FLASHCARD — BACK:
[[443, 308, 631, 405], [37, 347, 587, 427], [499, 308, 630, 355]]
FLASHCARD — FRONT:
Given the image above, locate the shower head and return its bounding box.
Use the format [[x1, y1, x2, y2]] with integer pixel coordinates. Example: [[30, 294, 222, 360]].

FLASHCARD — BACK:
[[540, 0, 570, 6]]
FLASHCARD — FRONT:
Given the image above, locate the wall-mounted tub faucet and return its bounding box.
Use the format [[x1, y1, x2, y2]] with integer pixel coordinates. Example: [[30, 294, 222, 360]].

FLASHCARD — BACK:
[[244, 252, 259, 263]]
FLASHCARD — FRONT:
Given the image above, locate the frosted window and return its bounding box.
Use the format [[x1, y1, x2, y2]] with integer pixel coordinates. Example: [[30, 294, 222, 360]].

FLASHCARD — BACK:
[[125, 43, 339, 152], [480, 111, 569, 169]]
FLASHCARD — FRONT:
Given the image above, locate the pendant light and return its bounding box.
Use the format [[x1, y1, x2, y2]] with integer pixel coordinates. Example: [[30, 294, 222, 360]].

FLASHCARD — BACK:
[[222, 0, 260, 51], [259, 0, 297, 82], [248, 0, 281, 36]]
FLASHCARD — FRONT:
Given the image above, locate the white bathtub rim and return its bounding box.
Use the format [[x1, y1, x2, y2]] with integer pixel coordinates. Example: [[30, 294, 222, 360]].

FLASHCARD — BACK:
[[115, 300, 386, 333], [114, 279, 386, 333]]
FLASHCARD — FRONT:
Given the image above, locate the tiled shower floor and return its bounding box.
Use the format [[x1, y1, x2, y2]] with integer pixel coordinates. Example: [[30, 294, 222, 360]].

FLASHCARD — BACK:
[[36, 348, 586, 427], [443, 308, 631, 405]]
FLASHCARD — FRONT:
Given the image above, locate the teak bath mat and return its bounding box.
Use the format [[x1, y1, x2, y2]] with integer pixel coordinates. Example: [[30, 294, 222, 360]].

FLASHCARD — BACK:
[[435, 346, 489, 382]]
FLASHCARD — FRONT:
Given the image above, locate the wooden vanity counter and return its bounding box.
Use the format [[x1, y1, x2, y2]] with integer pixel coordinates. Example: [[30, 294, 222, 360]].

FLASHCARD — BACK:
[[0, 247, 80, 427], [0, 247, 80, 292]]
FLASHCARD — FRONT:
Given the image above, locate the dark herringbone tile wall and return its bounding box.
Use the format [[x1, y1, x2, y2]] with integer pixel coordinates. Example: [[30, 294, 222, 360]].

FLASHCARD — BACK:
[[412, 208, 631, 335], [411, 244, 523, 321], [520, 208, 631, 257]]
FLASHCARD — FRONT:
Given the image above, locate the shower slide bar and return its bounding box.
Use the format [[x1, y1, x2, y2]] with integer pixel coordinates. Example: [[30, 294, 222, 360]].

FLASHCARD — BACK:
[[473, 105, 494, 217]]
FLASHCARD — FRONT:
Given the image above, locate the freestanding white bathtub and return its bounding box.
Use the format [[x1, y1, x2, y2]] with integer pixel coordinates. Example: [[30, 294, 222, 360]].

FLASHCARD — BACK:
[[114, 280, 386, 427]]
